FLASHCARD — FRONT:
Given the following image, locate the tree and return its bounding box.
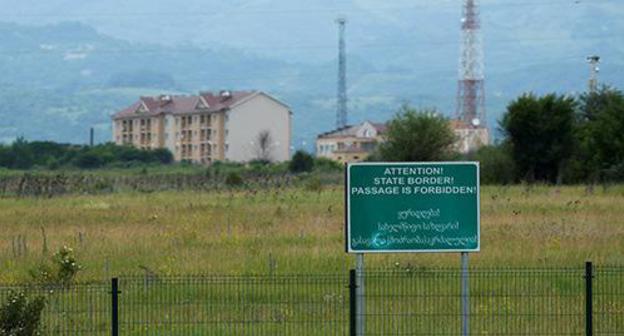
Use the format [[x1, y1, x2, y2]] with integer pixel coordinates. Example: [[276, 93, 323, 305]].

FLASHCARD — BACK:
[[466, 144, 515, 184], [72, 151, 104, 169], [11, 137, 34, 169], [377, 106, 457, 162], [253, 130, 273, 163], [289, 150, 314, 173], [577, 86, 624, 182], [500, 93, 576, 183]]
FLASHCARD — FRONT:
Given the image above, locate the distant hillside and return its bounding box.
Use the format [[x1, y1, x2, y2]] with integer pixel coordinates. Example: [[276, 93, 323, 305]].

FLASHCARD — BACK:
[[0, 0, 623, 148]]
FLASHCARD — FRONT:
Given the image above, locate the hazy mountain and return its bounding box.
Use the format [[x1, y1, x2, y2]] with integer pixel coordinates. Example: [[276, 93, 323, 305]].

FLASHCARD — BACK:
[[0, 0, 623, 147]]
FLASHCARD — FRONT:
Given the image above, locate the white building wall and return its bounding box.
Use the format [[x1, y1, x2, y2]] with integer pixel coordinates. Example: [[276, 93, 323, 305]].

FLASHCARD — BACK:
[[111, 120, 117, 143], [225, 93, 291, 162], [164, 115, 176, 155]]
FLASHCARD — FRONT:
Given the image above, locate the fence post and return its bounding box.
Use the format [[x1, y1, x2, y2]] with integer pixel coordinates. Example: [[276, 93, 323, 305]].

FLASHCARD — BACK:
[[585, 261, 593, 336], [111, 278, 119, 336], [349, 269, 357, 336]]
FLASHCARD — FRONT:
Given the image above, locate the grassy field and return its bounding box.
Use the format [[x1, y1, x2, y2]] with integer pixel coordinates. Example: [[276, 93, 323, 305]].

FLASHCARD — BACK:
[[1, 184, 623, 283]]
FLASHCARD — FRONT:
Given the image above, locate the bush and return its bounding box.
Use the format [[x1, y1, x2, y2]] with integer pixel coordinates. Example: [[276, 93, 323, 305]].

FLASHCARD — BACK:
[[0, 291, 46, 336], [289, 151, 314, 173], [304, 176, 323, 192], [54, 246, 82, 286], [313, 157, 342, 172], [0, 140, 174, 171], [225, 172, 244, 187], [72, 152, 104, 169], [29, 246, 82, 286], [467, 145, 516, 185]]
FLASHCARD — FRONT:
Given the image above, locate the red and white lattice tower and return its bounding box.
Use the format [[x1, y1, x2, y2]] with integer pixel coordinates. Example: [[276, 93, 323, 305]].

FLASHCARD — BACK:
[[456, 0, 486, 128]]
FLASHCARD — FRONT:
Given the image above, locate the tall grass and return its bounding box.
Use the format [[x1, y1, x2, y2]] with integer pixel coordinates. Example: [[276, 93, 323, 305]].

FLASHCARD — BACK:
[[1, 185, 623, 282]]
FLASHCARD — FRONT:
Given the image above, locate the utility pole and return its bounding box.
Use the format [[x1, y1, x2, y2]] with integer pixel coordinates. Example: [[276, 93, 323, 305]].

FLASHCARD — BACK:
[[587, 55, 600, 93], [336, 17, 348, 129], [89, 127, 94, 147], [456, 0, 486, 129]]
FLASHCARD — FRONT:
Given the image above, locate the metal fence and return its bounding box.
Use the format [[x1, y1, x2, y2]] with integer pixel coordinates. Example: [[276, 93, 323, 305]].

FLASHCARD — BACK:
[[362, 268, 586, 335], [0, 264, 622, 335]]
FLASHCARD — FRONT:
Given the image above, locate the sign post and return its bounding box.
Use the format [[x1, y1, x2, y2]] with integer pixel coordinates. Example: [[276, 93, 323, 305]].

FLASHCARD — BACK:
[[461, 252, 470, 336], [346, 162, 480, 335]]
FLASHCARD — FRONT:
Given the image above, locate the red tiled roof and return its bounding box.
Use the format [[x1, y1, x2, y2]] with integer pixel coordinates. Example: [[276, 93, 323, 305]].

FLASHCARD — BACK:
[[318, 121, 387, 139], [113, 91, 257, 119]]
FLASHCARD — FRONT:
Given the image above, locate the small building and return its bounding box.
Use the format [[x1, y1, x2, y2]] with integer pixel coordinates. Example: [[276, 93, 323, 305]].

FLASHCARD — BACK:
[[315, 118, 490, 164], [316, 121, 386, 164], [112, 91, 292, 164], [450, 120, 490, 154]]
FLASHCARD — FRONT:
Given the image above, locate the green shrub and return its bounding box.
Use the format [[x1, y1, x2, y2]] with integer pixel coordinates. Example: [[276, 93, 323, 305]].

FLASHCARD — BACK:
[[0, 291, 46, 336], [29, 246, 82, 286], [304, 176, 323, 192], [54, 246, 82, 286], [313, 157, 342, 172], [289, 151, 314, 173], [225, 172, 244, 187], [467, 145, 516, 185]]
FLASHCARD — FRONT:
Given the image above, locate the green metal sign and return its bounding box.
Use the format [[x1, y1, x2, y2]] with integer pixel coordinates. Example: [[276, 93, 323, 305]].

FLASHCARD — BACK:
[[346, 162, 480, 253]]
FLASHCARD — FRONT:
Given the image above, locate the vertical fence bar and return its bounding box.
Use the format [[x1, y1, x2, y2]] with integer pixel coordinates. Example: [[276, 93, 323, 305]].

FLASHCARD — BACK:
[[585, 261, 593, 336], [111, 278, 119, 336], [355, 254, 365, 336], [349, 269, 357, 336]]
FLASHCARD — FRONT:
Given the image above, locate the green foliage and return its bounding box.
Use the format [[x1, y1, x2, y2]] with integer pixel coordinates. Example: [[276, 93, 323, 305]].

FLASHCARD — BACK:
[[501, 93, 576, 183], [289, 151, 314, 173], [225, 172, 244, 187], [0, 291, 45, 336], [576, 86, 624, 182], [29, 246, 82, 286], [0, 140, 173, 170], [304, 176, 323, 192], [312, 157, 342, 173], [466, 145, 516, 185], [53, 246, 82, 286], [377, 106, 457, 162]]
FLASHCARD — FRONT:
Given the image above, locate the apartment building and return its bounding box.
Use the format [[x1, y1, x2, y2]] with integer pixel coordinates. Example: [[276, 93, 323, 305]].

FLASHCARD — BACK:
[[112, 91, 291, 164]]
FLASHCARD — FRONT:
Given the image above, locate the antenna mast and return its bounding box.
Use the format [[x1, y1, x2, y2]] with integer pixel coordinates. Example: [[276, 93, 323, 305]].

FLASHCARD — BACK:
[[587, 55, 600, 93], [456, 0, 486, 128], [336, 17, 348, 129]]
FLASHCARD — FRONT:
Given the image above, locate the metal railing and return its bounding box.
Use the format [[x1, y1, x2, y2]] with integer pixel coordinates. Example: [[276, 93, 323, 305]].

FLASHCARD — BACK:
[[0, 264, 622, 335]]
